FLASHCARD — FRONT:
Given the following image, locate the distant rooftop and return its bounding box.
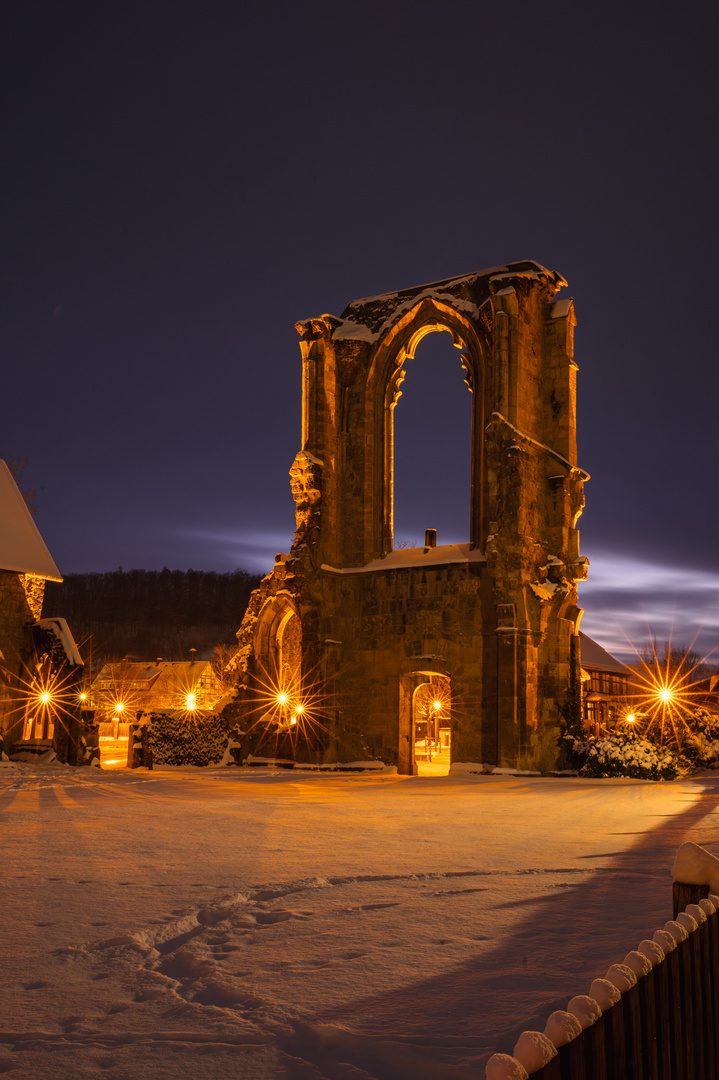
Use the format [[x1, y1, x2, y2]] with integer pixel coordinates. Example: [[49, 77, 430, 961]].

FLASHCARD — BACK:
[[579, 632, 633, 676]]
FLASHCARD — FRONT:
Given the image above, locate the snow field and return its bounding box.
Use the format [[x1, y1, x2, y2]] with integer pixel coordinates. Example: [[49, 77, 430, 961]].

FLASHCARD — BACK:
[[1, 765, 718, 1078]]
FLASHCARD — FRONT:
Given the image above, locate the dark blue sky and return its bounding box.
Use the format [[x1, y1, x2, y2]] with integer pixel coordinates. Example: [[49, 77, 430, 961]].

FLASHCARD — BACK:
[[2, 2, 718, 659]]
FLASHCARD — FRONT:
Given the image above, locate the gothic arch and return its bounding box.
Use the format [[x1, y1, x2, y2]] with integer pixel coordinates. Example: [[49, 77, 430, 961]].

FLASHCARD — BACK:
[[253, 593, 302, 689], [365, 296, 489, 555]]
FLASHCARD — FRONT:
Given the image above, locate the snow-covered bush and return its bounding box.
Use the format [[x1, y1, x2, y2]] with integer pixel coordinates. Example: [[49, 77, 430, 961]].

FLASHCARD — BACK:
[[673, 708, 719, 768], [147, 711, 230, 766], [562, 727, 684, 780]]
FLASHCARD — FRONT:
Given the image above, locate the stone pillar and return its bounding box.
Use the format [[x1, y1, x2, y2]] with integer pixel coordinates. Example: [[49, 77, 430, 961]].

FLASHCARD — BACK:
[[496, 603, 518, 766]]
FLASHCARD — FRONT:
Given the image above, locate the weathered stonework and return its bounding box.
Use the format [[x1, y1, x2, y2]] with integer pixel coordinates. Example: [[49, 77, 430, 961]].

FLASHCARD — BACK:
[[234, 261, 589, 772], [0, 570, 41, 745]]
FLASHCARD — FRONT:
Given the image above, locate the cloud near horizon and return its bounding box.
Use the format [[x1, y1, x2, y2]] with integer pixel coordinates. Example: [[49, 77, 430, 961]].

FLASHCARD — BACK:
[[579, 549, 719, 662], [175, 529, 719, 666]]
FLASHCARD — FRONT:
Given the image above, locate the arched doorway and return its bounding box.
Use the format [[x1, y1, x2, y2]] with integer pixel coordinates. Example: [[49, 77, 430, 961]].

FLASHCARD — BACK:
[[412, 678, 451, 775], [398, 667, 452, 776]]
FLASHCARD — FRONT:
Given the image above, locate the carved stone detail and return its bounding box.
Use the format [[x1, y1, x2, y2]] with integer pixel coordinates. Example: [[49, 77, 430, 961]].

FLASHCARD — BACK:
[[289, 450, 323, 541]]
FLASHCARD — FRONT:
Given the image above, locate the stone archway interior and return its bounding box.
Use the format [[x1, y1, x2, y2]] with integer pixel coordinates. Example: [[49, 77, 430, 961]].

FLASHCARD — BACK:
[[412, 674, 451, 776], [277, 610, 302, 697]]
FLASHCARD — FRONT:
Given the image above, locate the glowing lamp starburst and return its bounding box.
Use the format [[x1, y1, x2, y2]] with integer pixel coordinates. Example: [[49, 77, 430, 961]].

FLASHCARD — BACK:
[[626, 713, 636, 723], [433, 700, 442, 712], [114, 702, 124, 713], [186, 693, 196, 710], [659, 688, 672, 703], [276, 692, 288, 706], [39, 691, 51, 704]]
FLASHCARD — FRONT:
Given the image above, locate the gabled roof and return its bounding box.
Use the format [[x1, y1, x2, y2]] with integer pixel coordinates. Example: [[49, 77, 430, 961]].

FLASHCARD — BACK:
[[92, 660, 216, 693], [0, 460, 62, 581], [579, 632, 633, 676]]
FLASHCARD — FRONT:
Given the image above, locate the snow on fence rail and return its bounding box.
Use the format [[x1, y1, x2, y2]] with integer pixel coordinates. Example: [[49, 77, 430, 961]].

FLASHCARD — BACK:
[[486, 842, 719, 1080]]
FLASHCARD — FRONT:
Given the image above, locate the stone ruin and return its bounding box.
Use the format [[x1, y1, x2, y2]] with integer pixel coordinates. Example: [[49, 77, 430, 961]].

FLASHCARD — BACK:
[[233, 260, 589, 773]]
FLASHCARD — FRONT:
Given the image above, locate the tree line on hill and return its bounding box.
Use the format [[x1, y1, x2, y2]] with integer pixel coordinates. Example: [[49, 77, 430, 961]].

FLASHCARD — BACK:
[[43, 567, 262, 668]]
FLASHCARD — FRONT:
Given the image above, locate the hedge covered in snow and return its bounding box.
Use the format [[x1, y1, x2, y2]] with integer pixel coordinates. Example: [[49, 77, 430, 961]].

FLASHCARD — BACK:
[[562, 727, 684, 780], [560, 705, 719, 780], [145, 710, 230, 766], [678, 708, 719, 768]]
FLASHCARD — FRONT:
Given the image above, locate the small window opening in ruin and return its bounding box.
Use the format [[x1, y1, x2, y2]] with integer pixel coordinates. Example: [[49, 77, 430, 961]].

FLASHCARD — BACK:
[[393, 330, 471, 549], [277, 610, 302, 700], [412, 676, 451, 777]]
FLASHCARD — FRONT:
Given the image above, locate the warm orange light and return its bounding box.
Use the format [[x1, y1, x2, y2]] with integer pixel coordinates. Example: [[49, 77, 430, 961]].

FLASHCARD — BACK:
[[433, 700, 442, 712], [626, 713, 636, 723], [290, 715, 298, 725], [40, 692, 51, 704], [276, 692, 288, 706], [659, 689, 672, 703], [79, 692, 87, 701], [295, 703, 304, 715], [186, 693, 196, 709], [114, 701, 124, 713]]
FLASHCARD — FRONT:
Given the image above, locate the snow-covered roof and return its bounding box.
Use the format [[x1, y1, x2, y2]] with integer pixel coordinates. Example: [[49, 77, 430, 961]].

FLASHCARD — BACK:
[[91, 660, 216, 693], [0, 460, 62, 581], [322, 543, 486, 575], [579, 632, 632, 675]]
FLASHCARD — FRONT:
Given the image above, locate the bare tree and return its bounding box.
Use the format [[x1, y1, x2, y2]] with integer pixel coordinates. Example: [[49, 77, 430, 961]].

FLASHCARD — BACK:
[[640, 641, 716, 683], [2, 454, 38, 514], [210, 643, 238, 691]]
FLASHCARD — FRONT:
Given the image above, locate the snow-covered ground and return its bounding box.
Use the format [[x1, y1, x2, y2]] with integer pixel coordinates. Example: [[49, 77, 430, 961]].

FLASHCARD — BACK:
[[1, 763, 718, 1079]]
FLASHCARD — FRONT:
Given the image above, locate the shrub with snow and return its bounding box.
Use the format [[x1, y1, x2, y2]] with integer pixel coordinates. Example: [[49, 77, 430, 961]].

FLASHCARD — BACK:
[[674, 708, 719, 768], [562, 727, 683, 780]]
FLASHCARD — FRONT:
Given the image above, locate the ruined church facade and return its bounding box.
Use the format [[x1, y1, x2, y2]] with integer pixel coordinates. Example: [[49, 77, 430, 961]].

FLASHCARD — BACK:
[[235, 261, 589, 772]]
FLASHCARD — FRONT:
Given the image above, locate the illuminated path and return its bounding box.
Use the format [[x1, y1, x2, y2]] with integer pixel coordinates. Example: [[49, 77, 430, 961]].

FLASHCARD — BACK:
[[0, 764, 718, 1079]]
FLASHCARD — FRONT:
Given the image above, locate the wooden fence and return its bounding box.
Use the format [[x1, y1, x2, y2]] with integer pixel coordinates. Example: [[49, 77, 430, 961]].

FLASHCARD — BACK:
[[520, 881, 718, 1080]]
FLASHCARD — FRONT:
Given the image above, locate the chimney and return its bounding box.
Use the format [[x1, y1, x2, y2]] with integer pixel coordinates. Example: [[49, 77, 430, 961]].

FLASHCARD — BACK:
[[190, 648, 197, 663], [424, 529, 437, 550]]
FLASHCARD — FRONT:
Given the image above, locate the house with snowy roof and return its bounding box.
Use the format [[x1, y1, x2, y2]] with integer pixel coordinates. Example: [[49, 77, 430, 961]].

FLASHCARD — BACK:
[[88, 659, 224, 767], [0, 459, 83, 758], [579, 632, 634, 733], [90, 659, 222, 719]]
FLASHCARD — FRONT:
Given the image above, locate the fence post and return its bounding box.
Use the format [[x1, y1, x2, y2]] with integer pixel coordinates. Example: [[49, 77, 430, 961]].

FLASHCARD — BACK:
[[708, 907, 719, 1074], [637, 967, 659, 1079], [583, 1013, 607, 1080], [622, 982, 644, 1076], [602, 997, 628, 1080], [654, 944, 679, 1080], [673, 881, 709, 917], [556, 1034, 585, 1079]]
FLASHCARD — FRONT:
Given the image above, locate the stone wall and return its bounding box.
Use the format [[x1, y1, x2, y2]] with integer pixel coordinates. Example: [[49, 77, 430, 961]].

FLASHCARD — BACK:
[[0, 570, 44, 746]]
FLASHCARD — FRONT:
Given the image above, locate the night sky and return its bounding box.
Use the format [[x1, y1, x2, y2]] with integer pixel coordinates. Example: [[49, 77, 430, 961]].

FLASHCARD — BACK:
[[3, 2, 718, 660]]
